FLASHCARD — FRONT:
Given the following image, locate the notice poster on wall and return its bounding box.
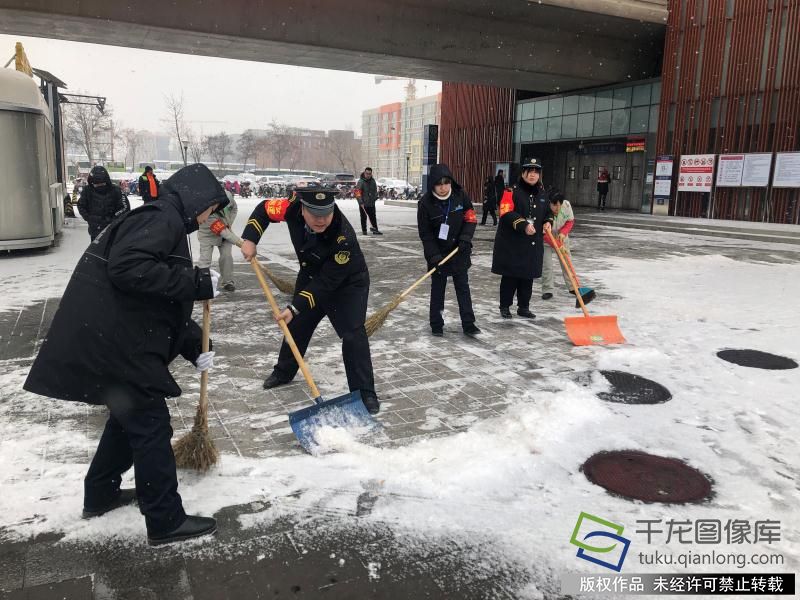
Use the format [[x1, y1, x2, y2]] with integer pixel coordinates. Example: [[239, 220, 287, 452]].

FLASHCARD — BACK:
[[741, 153, 772, 187], [678, 154, 715, 192], [716, 154, 744, 187], [653, 155, 673, 215], [772, 152, 800, 188]]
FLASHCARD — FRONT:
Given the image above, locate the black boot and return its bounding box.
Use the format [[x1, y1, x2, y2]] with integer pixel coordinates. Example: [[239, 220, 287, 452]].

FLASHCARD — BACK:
[[263, 372, 292, 389], [517, 308, 536, 319], [463, 323, 482, 337], [147, 515, 217, 547], [431, 326, 444, 337], [371, 228, 383, 235], [361, 391, 380, 415], [500, 307, 512, 319], [82, 488, 138, 519]]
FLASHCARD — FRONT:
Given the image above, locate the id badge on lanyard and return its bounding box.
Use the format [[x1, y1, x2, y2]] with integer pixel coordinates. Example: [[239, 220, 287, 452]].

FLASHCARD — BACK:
[[438, 199, 451, 240]]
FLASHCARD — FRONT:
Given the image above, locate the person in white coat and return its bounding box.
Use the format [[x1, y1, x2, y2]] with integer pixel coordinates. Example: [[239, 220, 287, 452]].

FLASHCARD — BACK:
[[198, 191, 242, 291]]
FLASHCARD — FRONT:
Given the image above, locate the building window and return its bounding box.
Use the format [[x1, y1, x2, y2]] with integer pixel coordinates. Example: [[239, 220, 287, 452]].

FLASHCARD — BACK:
[[533, 119, 547, 141], [583, 166, 591, 179], [563, 96, 579, 115], [613, 165, 623, 180], [593, 111, 612, 136], [613, 87, 632, 109], [561, 114, 578, 138], [611, 108, 631, 135], [547, 116, 562, 140], [548, 97, 563, 117], [595, 90, 613, 111], [579, 94, 596, 113], [534, 100, 548, 119], [632, 84, 652, 106], [521, 102, 535, 120], [578, 113, 594, 137], [630, 106, 650, 133], [568, 166, 576, 180]]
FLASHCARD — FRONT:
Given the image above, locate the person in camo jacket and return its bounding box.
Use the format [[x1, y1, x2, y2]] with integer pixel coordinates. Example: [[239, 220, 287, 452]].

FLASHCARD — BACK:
[[541, 191, 575, 300], [198, 190, 242, 292]]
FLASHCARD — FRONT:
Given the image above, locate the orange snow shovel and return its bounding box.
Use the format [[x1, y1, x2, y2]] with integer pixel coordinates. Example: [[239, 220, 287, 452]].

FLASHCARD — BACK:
[[546, 229, 624, 346]]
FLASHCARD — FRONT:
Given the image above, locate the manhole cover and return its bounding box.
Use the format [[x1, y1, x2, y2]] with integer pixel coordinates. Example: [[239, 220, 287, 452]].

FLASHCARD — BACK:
[[582, 450, 713, 504], [595, 370, 672, 404], [717, 349, 798, 370]]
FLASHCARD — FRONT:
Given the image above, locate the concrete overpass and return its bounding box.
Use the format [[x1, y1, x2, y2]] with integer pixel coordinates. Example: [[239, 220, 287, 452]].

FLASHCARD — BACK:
[[0, 0, 667, 93]]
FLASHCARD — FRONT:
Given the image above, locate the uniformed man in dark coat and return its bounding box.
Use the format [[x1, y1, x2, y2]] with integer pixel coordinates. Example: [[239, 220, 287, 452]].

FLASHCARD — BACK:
[[24, 163, 227, 547], [240, 188, 380, 414], [417, 163, 481, 337], [491, 159, 553, 319], [77, 165, 129, 240]]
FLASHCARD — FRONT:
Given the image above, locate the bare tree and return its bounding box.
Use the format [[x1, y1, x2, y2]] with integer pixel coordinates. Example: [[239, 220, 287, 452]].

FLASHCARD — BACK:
[[185, 129, 205, 163], [163, 93, 189, 165], [207, 132, 232, 170], [237, 131, 259, 170], [64, 101, 112, 165], [325, 131, 356, 172], [120, 128, 141, 170], [265, 119, 301, 170]]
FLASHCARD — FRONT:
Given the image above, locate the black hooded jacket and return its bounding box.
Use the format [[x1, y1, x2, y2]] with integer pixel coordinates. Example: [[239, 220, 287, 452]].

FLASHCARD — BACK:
[[77, 166, 129, 239], [417, 164, 477, 275], [24, 164, 228, 405]]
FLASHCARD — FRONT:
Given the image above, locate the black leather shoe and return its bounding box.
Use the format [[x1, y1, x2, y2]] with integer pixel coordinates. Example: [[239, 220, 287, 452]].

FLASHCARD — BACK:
[[147, 515, 217, 547], [223, 282, 236, 292], [361, 391, 380, 415], [499, 307, 512, 319], [371, 229, 384, 235], [82, 489, 137, 519], [463, 323, 482, 336], [263, 372, 292, 389], [431, 326, 444, 337], [517, 308, 536, 319], [541, 292, 553, 300]]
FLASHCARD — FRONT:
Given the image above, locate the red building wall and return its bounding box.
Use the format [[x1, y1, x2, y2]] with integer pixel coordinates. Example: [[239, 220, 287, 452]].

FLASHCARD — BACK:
[[657, 0, 800, 224], [440, 82, 515, 203]]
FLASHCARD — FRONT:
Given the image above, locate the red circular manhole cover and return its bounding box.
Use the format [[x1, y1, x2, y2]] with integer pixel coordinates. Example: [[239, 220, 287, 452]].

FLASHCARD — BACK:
[[583, 451, 713, 504]]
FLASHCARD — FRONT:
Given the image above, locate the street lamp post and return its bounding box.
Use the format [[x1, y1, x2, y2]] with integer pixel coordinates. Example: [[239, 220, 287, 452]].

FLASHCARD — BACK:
[[405, 151, 411, 188], [182, 142, 189, 167]]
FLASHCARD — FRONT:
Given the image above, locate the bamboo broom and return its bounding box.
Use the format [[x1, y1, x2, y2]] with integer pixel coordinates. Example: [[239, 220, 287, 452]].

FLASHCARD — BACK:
[[365, 248, 459, 337], [173, 300, 219, 471]]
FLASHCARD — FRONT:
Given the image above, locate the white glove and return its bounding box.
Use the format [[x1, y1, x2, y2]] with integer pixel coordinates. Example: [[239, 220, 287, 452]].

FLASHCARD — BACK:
[[209, 269, 221, 298], [195, 351, 215, 372]]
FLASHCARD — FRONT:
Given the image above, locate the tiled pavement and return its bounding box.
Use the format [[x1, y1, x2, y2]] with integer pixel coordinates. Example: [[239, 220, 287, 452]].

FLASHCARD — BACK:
[[1, 216, 799, 599]]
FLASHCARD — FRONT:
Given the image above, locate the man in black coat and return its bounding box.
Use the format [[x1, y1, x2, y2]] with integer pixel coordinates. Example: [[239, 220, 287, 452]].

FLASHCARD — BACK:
[[481, 176, 498, 226], [240, 188, 380, 415], [491, 159, 553, 319], [139, 165, 160, 203], [355, 167, 381, 235], [417, 164, 481, 337], [77, 165, 129, 240], [24, 163, 227, 546]]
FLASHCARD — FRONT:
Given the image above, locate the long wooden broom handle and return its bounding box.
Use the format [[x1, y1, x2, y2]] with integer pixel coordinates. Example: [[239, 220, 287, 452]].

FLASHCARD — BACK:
[[546, 229, 591, 318], [249, 258, 322, 399], [400, 247, 459, 300], [199, 300, 211, 417]]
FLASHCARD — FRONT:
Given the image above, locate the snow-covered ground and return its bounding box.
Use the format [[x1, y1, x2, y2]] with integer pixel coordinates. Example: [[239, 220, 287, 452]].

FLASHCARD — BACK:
[[1, 198, 798, 597]]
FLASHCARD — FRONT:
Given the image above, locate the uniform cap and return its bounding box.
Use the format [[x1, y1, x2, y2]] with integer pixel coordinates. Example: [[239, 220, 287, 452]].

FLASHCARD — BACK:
[[521, 158, 543, 171], [298, 188, 337, 216]]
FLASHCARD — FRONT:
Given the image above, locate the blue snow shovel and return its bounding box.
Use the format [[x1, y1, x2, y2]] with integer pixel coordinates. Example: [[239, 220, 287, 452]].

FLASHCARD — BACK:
[[250, 258, 377, 453]]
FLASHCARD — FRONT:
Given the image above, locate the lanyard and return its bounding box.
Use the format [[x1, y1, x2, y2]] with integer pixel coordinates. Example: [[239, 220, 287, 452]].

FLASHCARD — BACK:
[[442, 198, 451, 224]]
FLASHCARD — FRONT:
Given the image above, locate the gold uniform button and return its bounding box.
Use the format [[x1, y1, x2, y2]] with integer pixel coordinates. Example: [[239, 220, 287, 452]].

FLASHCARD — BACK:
[[302, 262, 307, 267]]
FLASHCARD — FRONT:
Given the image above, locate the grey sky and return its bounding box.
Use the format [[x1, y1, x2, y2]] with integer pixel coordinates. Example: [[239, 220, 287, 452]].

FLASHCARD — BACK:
[[2, 35, 441, 136]]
